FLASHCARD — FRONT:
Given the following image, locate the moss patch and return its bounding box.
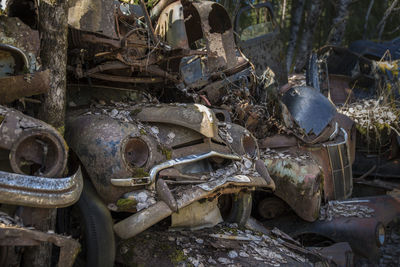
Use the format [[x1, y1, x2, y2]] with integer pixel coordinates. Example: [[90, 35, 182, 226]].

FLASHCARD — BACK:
[[132, 167, 150, 178]]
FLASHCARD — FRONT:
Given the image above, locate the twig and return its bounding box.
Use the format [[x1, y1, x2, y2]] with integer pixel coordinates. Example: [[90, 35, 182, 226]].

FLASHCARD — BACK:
[[354, 165, 376, 180]]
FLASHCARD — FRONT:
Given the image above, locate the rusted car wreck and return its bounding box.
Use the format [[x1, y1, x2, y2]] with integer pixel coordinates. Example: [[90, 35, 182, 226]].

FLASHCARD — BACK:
[[0, 14, 83, 266], [1, 0, 400, 266]]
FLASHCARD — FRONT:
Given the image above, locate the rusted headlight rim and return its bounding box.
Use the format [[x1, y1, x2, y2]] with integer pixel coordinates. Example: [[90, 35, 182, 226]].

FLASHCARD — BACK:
[[122, 136, 151, 170], [9, 129, 67, 177]]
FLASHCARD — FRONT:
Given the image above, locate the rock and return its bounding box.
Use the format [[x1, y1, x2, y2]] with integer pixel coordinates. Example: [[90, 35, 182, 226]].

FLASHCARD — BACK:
[[195, 238, 204, 244], [239, 251, 249, 258], [110, 109, 118, 117], [208, 257, 217, 264], [228, 250, 238, 259], [217, 257, 232, 264]]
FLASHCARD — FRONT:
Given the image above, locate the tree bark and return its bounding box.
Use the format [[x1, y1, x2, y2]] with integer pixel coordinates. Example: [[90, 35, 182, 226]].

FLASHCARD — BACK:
[[286, 0, 306, 73], [363, 0, 375, 39], [22, 0, 69, 266], [326, 0, 352, 46], [294, 0, 323, 72]]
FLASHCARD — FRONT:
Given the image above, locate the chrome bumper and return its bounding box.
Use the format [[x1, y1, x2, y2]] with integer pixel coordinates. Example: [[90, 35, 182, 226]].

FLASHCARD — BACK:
[[111, 151, 241, 187], [0, 167, 83, 208]]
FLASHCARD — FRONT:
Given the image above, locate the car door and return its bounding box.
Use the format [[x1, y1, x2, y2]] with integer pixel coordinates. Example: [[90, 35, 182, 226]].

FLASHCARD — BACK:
[[234, 2, 288, 85]]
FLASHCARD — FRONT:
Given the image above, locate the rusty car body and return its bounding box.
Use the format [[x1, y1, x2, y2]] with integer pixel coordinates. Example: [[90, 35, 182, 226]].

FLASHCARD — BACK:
[[0, 13, 83, 266], [2, 0, 400, 265]]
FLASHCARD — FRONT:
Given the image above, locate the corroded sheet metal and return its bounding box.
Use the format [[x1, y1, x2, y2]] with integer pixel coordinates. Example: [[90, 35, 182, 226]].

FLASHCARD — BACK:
[[0, 105, 68, 177], [263, 150, 322, 222], [0, 69, 50, 103], [0, 16, 41, 73], [68, 0, 117, 38], [282, 86, 337, 136], [113, 173, 270, 239], [191, 1, 238, 72], [156, 1, 189, 49], [134, 104, 218, 138], [0, 223, 80, 267], [0, 167, 83, 208]]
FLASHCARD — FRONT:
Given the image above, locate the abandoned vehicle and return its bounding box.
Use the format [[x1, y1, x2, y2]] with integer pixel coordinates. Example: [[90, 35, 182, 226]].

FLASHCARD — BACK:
[[0, 14, 83, 266], [0, 0, 399, 266]]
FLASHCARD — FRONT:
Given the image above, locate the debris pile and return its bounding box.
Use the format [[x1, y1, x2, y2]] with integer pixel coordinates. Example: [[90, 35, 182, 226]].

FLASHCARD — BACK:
[[319, 201, 375, 221], [379, 222, 400, 267], [339, 98, 398, 132], [117, 222, 316, 266]]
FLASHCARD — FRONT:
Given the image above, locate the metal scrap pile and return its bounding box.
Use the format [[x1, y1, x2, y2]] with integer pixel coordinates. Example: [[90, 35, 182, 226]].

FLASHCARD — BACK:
[[319, 200, 375, 221]]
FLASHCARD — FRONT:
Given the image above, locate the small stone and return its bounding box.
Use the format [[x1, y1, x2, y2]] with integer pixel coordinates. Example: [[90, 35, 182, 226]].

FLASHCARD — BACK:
[[168, 236, 175, 242], [208, 257, 217, 264], [228, 250, 238, 259], [167, 132, 176, 139], [243, 158, 252, 169], [110, 109, 118, 117], [195, 238, 204, 244], [217, 257, 231, 264], [151, 126, 159, 135], [239, 251, 249, 258], [137, 192, 148, 202]]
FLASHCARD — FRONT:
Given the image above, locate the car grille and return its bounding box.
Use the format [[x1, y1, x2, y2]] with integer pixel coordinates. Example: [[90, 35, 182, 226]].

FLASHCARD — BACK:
[[325, 129, 353, 200]]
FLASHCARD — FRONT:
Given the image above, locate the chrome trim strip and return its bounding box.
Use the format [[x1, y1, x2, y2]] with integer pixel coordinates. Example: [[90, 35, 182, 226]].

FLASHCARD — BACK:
[[0, 44, 30, 70], [329, 122, 339, 140], [324, 128, 348, 147]]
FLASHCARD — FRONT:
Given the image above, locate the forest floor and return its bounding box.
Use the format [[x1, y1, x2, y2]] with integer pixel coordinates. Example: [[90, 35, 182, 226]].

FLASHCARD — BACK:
[[114, 218, 400, 266]]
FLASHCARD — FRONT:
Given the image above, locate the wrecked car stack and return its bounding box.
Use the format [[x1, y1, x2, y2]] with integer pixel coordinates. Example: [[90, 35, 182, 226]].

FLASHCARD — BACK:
[[1, 0, 400, 266]]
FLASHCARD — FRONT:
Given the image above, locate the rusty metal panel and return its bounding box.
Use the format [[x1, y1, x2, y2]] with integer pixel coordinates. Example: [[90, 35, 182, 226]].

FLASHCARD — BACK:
[[0, 16, 40, 73], [0, 105, 68, 177], [0, 70, 50, 103], [262, 148, 322, 222], [68, 0, 118, 38], [156, 1, 189, 49]]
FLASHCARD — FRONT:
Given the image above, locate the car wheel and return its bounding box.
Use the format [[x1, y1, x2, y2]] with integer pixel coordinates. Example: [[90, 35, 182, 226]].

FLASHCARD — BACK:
[[57, 180, 115, 267], [218, 191, 252, 225]]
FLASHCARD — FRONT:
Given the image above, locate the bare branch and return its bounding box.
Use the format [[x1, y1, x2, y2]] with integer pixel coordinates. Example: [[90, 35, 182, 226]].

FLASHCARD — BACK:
[[377, 0, 399, 40]]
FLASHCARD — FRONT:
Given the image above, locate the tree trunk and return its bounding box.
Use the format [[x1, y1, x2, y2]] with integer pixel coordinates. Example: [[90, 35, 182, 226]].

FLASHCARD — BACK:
[[294, 0, 323, 72], [363, 0, 375, 39], [326, 0, 351, 46], [286, 0, 306, 73], [22, 0, 69, 266]]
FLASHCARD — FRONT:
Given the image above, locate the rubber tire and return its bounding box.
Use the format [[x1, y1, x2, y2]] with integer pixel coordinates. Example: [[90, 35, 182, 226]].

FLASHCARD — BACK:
[[222, 192, 252, 225], [58, 180, 115, 267]]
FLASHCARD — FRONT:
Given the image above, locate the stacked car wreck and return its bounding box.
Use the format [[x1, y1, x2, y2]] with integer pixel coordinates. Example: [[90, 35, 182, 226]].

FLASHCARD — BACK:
[[1, 0, 399, 266]]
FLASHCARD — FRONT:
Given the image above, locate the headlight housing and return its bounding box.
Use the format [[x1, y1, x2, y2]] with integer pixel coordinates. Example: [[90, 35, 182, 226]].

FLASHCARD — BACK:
[[123, 137, 150, 169]]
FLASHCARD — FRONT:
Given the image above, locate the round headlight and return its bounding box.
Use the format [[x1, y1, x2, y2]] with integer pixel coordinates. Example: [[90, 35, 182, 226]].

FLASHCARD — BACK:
[[123, 137, 149, 168], [376, 223, 385, 247], [242, 134, 257, 158]]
